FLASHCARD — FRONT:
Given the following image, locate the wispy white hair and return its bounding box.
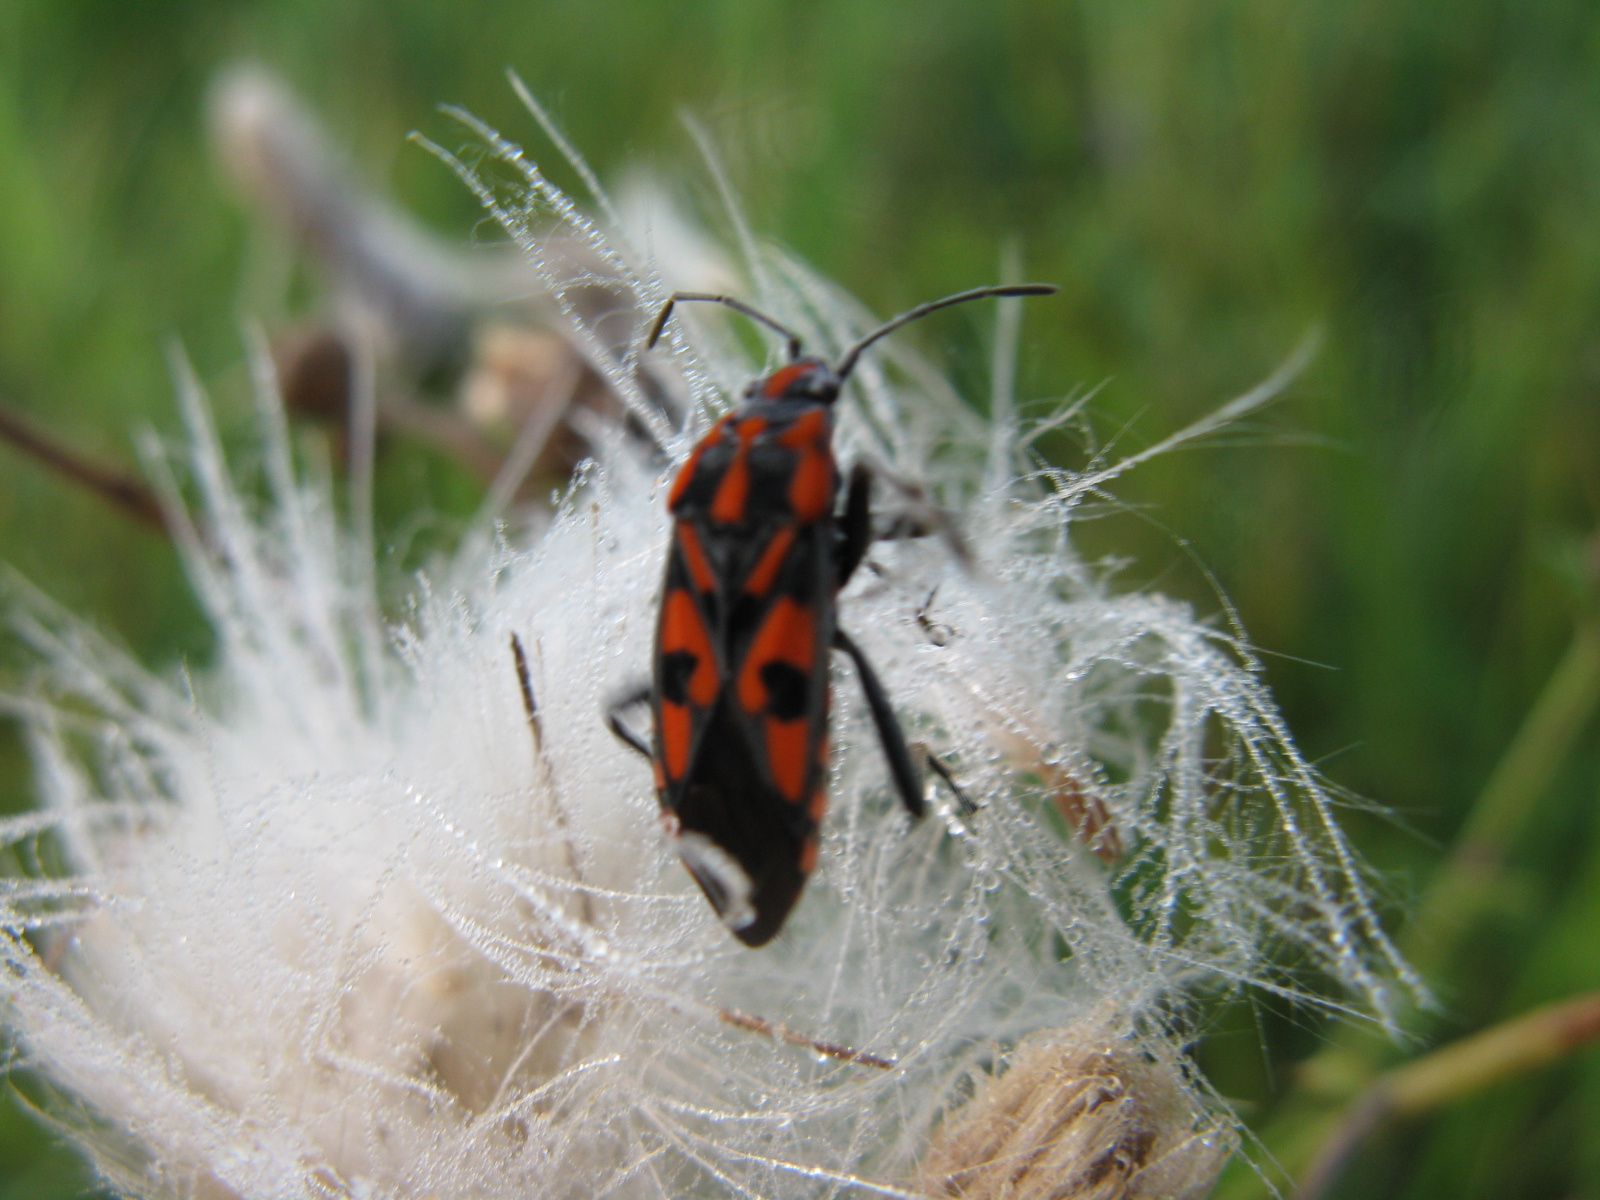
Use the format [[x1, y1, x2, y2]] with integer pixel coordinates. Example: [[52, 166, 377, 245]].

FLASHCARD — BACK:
[[0, 96, 1414, 1200]]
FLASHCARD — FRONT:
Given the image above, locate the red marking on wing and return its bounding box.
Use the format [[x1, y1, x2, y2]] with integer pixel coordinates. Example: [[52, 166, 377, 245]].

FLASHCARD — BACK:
[[777, 406, 826, 447], [798, 835, 819, 874], [742, 526, 796, 597], [765, 715, 810, 801], [710, 417, 766, 524], [710, 451, 748, 523], [737, 597, 815, 714], [661, 589, 719, 706], [660, 699, 691, 780], [807, 787, 827, 824], [777, 408, 833, 521], [676, 521, 716, 593], [787, 446, 832, 522], [668, 415, 732, 510], [762, 362, 810, 399]]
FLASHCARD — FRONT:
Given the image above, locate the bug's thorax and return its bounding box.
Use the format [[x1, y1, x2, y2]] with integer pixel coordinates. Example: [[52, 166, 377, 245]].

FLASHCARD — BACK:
[[668, 391, 839, 527]]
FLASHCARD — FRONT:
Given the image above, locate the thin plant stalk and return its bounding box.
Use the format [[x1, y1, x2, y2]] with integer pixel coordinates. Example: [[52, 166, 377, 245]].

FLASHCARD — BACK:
[[1218, 608, 1600, 1200], [1294, 989, 1600, 1200]]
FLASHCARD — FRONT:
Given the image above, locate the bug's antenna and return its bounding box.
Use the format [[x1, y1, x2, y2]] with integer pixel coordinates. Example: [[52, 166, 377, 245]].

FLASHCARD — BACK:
[[833, 283, 1057, 383], [646, 292, 805, 361]]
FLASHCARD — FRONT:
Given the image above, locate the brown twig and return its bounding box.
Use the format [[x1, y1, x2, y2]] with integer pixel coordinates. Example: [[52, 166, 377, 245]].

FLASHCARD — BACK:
[[716, 1006, 895, 1070], [0, 398, 166, 532], [1295, 989, 1600, 1200]]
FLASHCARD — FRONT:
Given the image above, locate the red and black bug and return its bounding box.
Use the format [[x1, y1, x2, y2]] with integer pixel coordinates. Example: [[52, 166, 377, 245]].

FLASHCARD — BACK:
[[609, 283, 1056, 945]]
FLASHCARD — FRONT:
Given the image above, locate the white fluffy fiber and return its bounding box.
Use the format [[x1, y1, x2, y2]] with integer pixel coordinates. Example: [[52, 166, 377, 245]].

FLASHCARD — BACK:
[[0, 101, 1413, 1200]]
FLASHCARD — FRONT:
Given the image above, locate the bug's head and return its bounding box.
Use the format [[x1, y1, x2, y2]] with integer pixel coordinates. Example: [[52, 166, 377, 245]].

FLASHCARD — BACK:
[[745, 357, 841, 405]]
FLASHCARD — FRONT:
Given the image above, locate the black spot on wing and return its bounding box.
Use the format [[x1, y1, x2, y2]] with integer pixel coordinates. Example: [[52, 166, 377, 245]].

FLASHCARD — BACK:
[[659, 649, 698, 705], [759, 661, 810, 721]]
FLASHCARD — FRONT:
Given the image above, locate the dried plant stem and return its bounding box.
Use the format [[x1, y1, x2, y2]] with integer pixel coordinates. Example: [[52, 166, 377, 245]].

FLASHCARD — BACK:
[[714, 1008, 895, 1070], [978, 697, 1122, 862], [1294, 990, 1600, 1200], [0, 397, 167, 531]]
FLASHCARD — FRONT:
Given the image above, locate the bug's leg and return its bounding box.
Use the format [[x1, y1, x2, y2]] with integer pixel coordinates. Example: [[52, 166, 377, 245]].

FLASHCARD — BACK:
[[840, 456, 971, 572], [837, 461, 874, 588], [832, 628, 924, 818], [605, 682, 654, 760], [874, 460, 971, 566]]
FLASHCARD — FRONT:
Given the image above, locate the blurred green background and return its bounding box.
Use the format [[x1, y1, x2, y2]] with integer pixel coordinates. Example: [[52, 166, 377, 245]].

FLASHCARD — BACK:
[[3, 1, 1599, 1197]]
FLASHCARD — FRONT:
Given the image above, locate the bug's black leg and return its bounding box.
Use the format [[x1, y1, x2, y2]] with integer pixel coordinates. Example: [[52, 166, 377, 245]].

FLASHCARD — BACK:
[[839, 457, 971, 574], [605, 682, 654, 761], [837, 461, 874, 588], [832, 628, 924, 818], [876, 464, 971, 567]]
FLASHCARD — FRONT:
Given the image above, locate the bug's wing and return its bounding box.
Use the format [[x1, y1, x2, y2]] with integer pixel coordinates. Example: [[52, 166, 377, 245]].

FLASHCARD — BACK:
[[722, 519, 835, 822], [653, 521, 725, 797], [662, 519, 835, 946]]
